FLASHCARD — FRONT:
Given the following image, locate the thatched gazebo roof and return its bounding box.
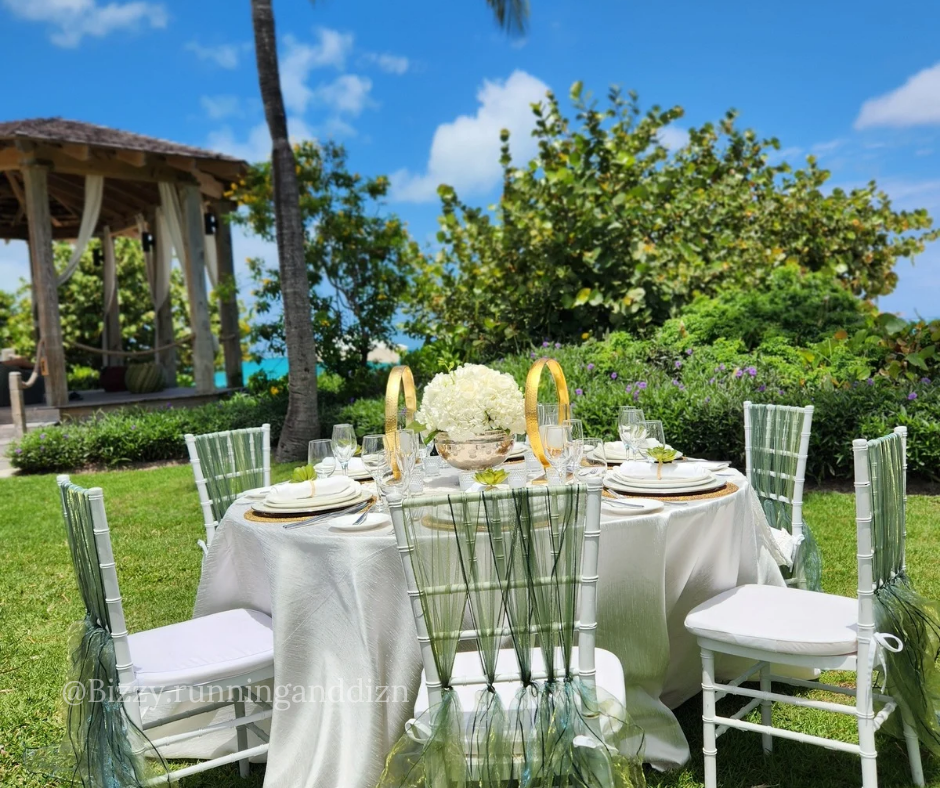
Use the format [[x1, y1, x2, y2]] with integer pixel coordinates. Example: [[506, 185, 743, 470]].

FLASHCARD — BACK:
[[0, 117, 249, 408], [0, 118, 245, 241]]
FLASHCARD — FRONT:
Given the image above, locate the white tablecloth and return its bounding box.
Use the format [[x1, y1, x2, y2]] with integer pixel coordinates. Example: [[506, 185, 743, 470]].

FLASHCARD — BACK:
[[192, 469, 783, 785]]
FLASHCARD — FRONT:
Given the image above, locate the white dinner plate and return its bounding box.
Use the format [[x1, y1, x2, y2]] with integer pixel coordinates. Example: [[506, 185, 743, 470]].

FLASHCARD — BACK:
[[609, 470, 717, 490], [602, 496, 664, 516], [314, 461, 372, 481], [685, 460, 732, 471], [254, 487, 368, 515], [604, 474, 726, 496], [506, 441, 528, 459], [330, 512, 392, 532], [588, 445, 684, 463]]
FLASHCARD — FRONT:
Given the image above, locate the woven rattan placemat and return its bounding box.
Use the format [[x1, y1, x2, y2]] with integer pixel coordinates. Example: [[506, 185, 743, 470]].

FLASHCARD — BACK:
[[603, 482, 738, 503]]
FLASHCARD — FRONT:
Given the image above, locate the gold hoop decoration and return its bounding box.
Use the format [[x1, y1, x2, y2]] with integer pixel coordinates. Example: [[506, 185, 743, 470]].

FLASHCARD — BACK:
[[525, 357, 571, 467], [385, 365, 417, 476]]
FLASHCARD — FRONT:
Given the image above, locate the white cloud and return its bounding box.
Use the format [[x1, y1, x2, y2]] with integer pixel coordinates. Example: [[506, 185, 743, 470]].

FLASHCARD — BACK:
[[2, 0, 167, 47], [363, 52, 409, 75], [186, 40, 248, 69], [812, 138, 846, 155], [657, 125, 689, 151], [207, 118, 316, 164], [392, 70, 549, 203], [200, 95, 242, 120], [856, 63, 940, 129], [281, 28, 354, 113], [310, 74, 374, 116]]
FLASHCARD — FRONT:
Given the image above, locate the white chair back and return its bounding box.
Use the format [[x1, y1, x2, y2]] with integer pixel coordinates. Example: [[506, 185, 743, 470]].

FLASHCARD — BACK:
[[185, 423, 270, 551], [743, 401, 813, 543], [389, 479, 603, 720], [852, 426, 908, 707], [56, 474, 140, 726]]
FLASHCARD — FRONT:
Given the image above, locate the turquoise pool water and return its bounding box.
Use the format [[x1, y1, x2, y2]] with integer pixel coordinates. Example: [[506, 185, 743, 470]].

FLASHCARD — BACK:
[[215, 358, 291, 388]]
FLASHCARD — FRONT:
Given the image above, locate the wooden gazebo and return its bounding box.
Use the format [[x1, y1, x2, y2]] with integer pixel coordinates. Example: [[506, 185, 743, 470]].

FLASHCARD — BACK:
[[0, 118, 247, 409]]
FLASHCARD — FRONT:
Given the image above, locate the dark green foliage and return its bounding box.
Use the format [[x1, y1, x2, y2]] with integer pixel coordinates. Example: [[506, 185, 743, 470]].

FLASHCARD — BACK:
[[658, 266, 870, 350], [403, 85, 937, 358]]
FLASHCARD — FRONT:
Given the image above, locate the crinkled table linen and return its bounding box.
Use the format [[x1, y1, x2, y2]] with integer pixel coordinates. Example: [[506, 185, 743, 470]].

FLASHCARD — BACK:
[[186, 468, 783, 785]]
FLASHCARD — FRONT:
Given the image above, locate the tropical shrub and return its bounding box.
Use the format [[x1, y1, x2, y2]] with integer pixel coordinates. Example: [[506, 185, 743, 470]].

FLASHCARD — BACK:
[[404, 84, 937, 357]]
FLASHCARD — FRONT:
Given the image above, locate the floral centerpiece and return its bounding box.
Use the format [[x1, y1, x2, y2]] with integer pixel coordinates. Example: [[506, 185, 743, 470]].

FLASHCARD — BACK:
[[414, 364, 526, 470]]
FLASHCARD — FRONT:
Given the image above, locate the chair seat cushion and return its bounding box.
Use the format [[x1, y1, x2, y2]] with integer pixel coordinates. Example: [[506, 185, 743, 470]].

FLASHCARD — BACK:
[[129, 608, 274, 689], [685, 585, 858, 656], [414, 646, 626, 721]]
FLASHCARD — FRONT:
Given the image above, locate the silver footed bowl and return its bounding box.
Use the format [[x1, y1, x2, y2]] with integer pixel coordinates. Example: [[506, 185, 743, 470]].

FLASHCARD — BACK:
[[434, 430, 513, 471]]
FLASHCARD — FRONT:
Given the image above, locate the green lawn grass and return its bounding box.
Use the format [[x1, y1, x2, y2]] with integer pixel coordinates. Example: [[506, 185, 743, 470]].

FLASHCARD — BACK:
[[0, 465, 937, 787]]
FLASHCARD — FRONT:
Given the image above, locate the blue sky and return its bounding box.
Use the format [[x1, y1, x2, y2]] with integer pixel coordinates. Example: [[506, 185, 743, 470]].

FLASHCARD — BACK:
[[1, 0, 939, 324]]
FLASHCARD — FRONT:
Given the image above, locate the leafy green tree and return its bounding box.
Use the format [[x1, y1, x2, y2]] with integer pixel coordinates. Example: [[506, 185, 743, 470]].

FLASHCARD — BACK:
[[231, 141, 423, 383], [404, 83, 938, 358]]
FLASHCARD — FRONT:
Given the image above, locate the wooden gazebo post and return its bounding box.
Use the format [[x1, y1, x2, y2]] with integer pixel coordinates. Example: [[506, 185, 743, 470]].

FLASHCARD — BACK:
[[215, 199, 243, 389], [21, 160, 68, 407], [181, 184, 215, 394]]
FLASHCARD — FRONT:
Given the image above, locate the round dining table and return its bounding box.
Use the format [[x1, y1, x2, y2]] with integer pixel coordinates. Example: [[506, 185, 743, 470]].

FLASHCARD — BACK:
[[188, 467, 785, 787]]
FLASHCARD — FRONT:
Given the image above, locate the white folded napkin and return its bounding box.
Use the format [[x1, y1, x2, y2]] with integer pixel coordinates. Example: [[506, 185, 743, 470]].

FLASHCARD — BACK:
[[266, 476, 354, 503], [615, 461, 707, 482], [602, 441, 680, 461]]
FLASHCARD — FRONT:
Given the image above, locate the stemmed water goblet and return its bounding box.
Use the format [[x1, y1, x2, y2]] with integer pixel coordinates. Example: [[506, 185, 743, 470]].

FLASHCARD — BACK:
[[361, 434, 390, 511], [539, 423, 571, 485], [618, 408, 647, 462], [563, 418, 584, 474], [331, 423, 357, 477], [308, 439, 336, 477]]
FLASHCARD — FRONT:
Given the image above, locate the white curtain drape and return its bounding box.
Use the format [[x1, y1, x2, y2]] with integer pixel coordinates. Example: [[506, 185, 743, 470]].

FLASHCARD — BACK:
[[158, 182, 188, 272], [138, 212, 171, 311], [57, 175, 104, 286]]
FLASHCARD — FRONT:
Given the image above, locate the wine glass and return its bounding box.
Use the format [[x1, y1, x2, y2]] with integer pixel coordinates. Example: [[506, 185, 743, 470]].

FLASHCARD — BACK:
[[579, 438, 608, 483], [618, 409, 646, 461], [539, 424, 571, 485], [563, 418, 584, 474], [308, 439, 336, 477], [640, 420, 666, 460], [331, 423, 357, 477], [538, 403, 559, 427], [395, 429, 419, 490], [362, 434, 390, 511]]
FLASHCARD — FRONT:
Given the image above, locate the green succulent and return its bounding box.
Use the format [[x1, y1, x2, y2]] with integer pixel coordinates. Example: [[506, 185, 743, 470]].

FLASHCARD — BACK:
[[474, 468, 509, 487], [647, 446, 678, 463], [291, 464, 317, 482]]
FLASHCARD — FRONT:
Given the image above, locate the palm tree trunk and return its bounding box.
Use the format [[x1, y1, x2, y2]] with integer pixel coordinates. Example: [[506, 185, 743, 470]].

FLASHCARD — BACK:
[[251, 0, 319, 460]]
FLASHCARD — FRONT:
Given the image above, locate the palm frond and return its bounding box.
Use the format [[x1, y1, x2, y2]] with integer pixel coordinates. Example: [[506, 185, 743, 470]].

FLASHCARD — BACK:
[[485, 0, 530, 35]]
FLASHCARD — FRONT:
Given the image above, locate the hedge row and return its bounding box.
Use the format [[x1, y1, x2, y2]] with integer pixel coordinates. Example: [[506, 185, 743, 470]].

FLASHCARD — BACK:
[[9, 336, 939, 481]]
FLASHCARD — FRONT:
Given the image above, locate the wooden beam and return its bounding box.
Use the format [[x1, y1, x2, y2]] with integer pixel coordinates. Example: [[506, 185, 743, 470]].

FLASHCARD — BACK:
[[28, 145, 199, 185], [0, 146, 21, 170], [5, 172, 27, 225], [21, 164, 68, 407], [166, 155, 196, 173], [214, 200, 242, 389], [115, 148, 147, 167], [193, 169, 223, 199], [60, 143, 91, 161], [146, 208, 177, 386], [180, 184, 216, 394]]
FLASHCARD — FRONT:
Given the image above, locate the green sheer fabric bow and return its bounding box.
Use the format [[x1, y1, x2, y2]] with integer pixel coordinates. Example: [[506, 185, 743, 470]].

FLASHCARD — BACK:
[[748, 404, 821, 591], [26, 482, 168, 787], [377, 486, 646, 788], [192, 428, 267, 522], [867, 434, 940, 755]]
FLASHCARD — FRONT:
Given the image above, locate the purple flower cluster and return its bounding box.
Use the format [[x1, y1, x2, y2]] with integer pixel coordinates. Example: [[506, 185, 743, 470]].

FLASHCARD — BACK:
[[575, 388, 584, 396], [587, 363, 595, 372], [610, 372, 618, 380], [908, 392, 918, 401], [674, 360, 682, 369]]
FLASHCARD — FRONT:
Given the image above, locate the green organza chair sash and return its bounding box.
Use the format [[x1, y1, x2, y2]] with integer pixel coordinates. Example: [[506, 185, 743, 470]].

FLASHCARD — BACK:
[[866, 433, 940, 755], [748, 403, 821, 590], [378, 486, 646, 788], [192, 428, 267, 522], [26, 482, 167, 787]]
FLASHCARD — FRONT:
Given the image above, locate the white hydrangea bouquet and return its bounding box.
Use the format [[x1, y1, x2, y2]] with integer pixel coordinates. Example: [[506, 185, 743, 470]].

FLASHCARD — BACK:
[[413, 364, 526, 442]]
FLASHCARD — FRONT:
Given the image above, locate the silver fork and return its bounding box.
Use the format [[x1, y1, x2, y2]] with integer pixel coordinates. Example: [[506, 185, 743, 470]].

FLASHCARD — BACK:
[[282, 501, 370, 530]]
